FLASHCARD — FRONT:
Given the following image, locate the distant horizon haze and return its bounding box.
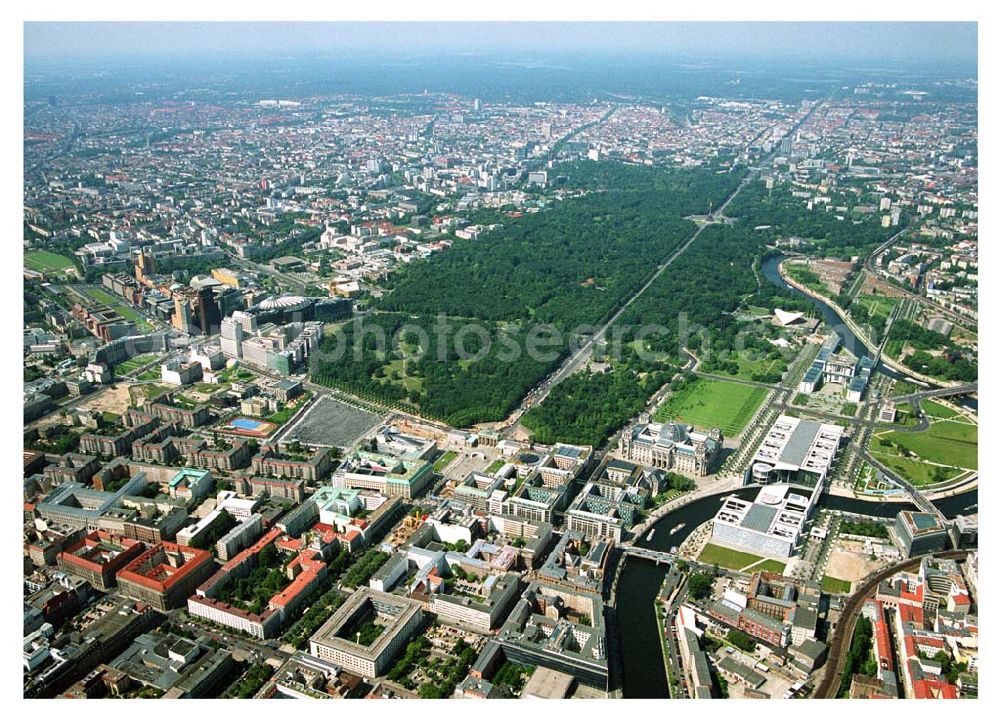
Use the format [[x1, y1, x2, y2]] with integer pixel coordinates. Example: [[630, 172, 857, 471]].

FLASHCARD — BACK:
[[24, 21, 978, 71]]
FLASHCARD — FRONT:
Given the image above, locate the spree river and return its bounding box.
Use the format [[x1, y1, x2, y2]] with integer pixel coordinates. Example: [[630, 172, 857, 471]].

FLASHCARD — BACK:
[[759, 255, 978, 413], [617, 255, 976, 698], [616, 487, 978, 698], [759, 254, 918, 385]]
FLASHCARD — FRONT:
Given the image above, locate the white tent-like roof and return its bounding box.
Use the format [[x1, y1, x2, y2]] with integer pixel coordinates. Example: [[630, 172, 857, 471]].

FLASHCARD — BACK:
[[774, 308, 804, 326]]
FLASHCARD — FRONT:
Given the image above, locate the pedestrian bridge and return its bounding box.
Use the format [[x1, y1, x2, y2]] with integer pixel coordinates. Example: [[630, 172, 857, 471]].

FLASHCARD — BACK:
[[619, 545, 676, 565], [862, 452, 959, 550]]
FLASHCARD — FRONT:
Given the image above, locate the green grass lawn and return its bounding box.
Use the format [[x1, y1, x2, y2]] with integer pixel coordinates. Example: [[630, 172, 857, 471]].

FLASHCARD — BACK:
[[129, 383, 169, 406], [79, 286, 151, 327], [853, 294, 897, 319], [869, 450, 962, 488], [83, 286, 118, 305], [883, 420, 977, 470], [893, 402, 919, 426], [267, 395, 312, 426], [744, 559, 787, 574], [697, 543, 763, 570], [115, 353, 159, 375], [654, 378, 767, 435], [786, 263, 834, 297], [383, 357, 424, 393], [822, 576, 852, 594], [24, 249, 75, 273], [921, 400, 960, 419], [484, 459, 505, 474], [172, 395, 201, 410], [433, 450, 458, 472], [870, 412, 973, 487], [217, 366, 256, 383]]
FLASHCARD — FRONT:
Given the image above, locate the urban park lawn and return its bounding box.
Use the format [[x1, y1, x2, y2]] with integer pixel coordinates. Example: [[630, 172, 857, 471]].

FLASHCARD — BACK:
[[654, 378, 766, 435], [697, 543, 763, 570], [881, 419, 977, 471], [744, 559, 788, 574], [921, 399, 961, 420], [869, 409, 977, 487], [822, 576, 852, 594], [24, 249, 75, 273]]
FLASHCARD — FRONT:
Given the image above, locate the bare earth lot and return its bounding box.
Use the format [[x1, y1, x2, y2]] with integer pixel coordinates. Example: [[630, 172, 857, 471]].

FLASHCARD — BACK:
[[825, 547, 885, 584], [79, 385, 133, 416]]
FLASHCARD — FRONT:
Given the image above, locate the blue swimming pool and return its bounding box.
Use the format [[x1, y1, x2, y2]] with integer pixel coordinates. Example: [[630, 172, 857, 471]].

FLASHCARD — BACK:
[[230, 418, 265, 431]]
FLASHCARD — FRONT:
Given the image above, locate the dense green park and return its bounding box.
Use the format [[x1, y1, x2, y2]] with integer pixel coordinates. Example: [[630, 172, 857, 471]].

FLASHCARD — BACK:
[[315, 163, 743, 430], [379, 163, 741, 329], [314, 162, 909, 444]]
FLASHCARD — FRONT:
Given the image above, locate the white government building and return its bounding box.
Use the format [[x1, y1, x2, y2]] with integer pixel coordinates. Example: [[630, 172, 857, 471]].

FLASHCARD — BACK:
[[746, 415, 843, 493], [709, 415, 845, 559], [711, 485, 812, 559]]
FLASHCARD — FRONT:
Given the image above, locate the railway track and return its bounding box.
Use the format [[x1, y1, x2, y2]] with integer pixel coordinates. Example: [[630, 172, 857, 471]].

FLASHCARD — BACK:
[[812, 549, 970, 698]]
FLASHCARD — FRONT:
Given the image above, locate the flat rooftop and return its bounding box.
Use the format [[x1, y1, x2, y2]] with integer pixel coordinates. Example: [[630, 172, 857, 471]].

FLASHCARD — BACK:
[[521, 666, 574, 699], [752, 415, 843, 475], [310, 587, 422, 660], [713, 485, 811, 546]]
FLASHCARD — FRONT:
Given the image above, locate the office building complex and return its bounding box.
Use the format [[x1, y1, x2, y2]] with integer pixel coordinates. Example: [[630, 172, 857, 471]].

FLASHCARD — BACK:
[[431, 573, 521, 634], [746, 415, 843, 492], [496, 581, 608, 690], [309, 587, 424, 677], [219, 308, 324, 375], [892, 511, 950, 557], [711, 485, 813, 559], [56, 531, 145, 592], [333, 449, 434, 499], [116, 542, 215, 611], [215, 513, 264, 561]]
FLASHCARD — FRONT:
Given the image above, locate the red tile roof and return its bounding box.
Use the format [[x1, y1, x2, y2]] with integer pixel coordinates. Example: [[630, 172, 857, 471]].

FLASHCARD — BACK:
[[117, 542, 212, 592], [913, 678, 959, 699]]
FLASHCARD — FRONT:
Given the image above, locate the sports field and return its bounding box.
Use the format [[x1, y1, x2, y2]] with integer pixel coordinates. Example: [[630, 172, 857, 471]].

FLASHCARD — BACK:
[[24, 249, 75, 273], [219, 416, 278, 439], [654, 378, 767, 435]]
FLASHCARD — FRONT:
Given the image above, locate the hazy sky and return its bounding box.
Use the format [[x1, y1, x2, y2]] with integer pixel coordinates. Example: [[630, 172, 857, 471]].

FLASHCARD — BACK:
[[25, 22, 978, 67]]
